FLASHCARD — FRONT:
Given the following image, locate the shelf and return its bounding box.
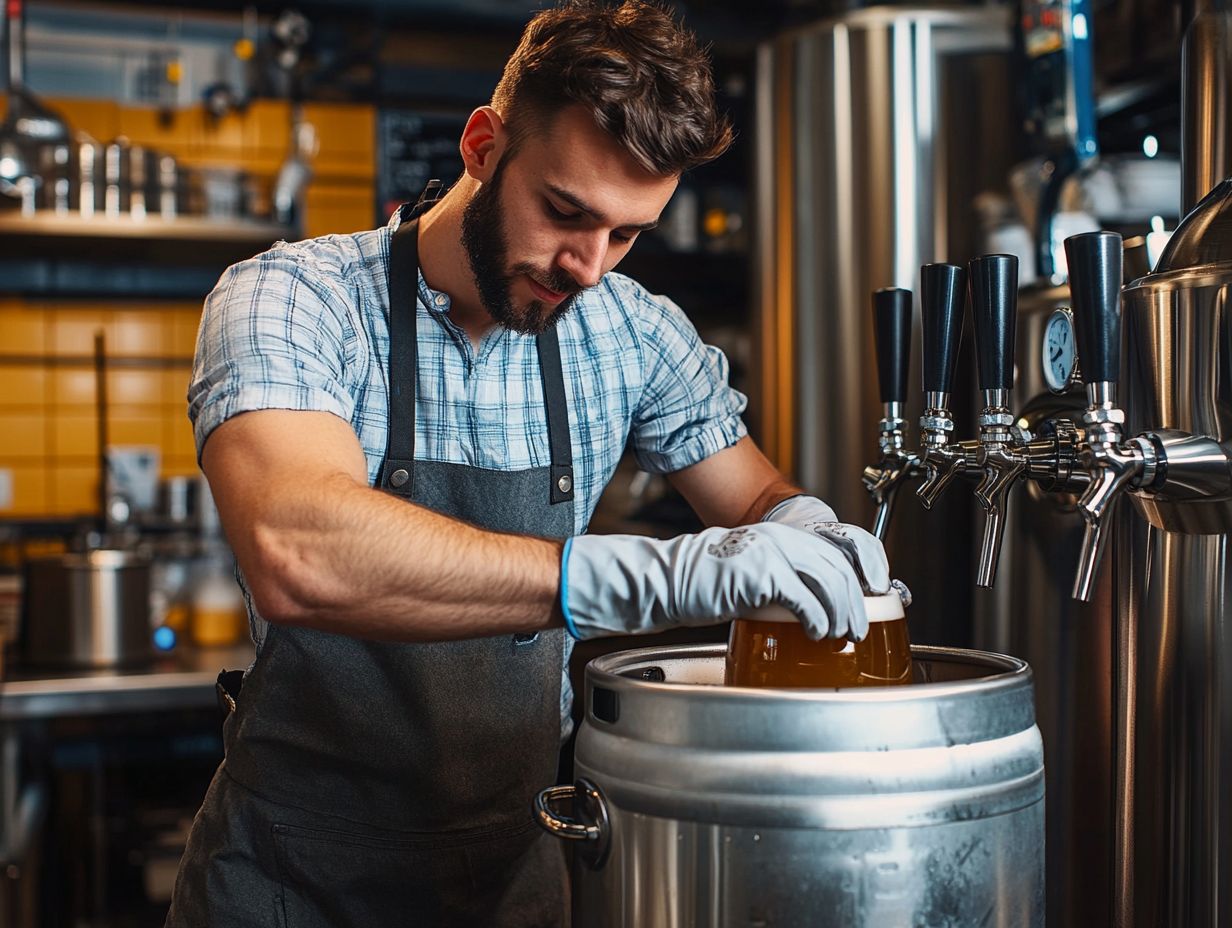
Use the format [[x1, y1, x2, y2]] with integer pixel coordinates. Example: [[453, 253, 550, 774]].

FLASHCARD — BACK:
[[0, 212, 296, 297], [0, 212, 291, 246]]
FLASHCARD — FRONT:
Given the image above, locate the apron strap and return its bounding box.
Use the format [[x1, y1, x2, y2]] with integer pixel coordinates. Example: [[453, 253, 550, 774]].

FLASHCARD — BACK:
[[380, 216, 419, 490], [536, 327, 574, 504], [380, 184, 575, 504]]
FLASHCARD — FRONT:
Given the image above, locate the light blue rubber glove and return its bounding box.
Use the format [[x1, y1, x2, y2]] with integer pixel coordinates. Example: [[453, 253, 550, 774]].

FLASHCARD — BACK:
[[561, 523, 867, 642], [761, 495, 892, 597]]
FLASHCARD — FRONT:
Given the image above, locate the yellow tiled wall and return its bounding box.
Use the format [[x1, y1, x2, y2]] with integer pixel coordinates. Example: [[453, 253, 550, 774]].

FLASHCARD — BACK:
[[0, 298, 202, 515], [0, 98, 376, 516]]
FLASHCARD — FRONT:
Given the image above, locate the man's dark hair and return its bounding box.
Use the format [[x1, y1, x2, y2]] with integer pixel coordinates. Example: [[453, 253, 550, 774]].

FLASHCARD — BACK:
[[491, 0, 733, 176]]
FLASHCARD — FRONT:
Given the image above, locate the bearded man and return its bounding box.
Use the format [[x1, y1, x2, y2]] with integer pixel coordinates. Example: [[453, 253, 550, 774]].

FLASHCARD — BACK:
[[167, 2, 889, 925]]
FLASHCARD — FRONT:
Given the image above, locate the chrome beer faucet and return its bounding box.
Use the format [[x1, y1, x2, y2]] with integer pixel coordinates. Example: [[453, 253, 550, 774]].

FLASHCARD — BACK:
[[967, 255, 1031, 586], [1063, 232, 1160, 600], [861, 287, 922, 540], [915, 263, 981, 510]]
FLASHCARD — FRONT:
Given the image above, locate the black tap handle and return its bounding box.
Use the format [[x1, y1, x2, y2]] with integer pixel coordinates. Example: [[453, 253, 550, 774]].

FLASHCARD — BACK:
[[920, 263, 966, 395], [872, 288, 912, 404], [969, 254, 1019, 392], [1064, 231, 1123, 385]]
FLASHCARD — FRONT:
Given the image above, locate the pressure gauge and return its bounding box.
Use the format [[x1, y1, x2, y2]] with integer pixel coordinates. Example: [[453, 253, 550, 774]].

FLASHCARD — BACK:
[[1042, 307, 1078, 393]]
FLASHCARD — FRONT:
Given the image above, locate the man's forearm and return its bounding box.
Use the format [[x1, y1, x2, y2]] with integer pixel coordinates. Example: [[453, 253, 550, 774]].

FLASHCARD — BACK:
[[233, 473, 564, 642], [201, 410, 565, 643]]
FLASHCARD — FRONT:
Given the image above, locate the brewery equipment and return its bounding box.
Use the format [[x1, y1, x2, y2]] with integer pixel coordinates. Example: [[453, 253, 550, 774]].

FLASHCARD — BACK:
[[1113, 177, 1232, 927], [537, 642, 1044, 927], [754, 4, 1016, 648], [865, 212, 1232, 926]]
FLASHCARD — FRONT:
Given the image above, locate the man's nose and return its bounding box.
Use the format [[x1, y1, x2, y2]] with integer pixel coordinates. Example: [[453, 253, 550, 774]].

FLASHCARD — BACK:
[[557, 233, 607, 289]]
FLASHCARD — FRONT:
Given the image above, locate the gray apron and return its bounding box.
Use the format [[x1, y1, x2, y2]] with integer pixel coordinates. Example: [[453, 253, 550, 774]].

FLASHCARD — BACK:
[[167, 194, 575, 928]]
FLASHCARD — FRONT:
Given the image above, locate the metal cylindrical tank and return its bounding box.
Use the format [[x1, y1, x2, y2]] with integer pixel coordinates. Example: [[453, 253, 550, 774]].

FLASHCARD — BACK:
[[1115, 177, 1232, 928], [753, 5, 1016, 648], [540, 643, 1044, 927]]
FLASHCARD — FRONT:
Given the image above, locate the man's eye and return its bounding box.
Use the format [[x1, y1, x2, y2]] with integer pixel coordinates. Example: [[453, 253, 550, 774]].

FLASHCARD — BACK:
[[612, 231, 635, 245], [546, 202, 580, 222]]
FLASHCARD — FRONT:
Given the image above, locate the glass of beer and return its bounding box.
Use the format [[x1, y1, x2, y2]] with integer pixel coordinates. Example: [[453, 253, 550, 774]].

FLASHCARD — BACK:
[[725, 591, 911, 688]]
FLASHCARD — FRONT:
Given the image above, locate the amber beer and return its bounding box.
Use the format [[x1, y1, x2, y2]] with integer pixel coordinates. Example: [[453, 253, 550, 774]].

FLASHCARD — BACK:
[[725, 592, 912, 688]]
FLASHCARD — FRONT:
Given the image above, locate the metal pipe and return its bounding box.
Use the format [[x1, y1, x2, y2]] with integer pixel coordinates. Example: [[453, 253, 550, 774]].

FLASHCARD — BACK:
[[1181, 6, 1232, 211]]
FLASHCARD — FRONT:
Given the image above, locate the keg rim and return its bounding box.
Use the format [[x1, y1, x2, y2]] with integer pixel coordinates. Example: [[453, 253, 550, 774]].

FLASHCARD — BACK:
[[586, 642, 1031, 702]]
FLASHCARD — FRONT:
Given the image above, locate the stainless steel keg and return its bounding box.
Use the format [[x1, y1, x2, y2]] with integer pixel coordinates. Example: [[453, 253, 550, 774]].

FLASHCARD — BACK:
[[537, 643, 1044, 927]]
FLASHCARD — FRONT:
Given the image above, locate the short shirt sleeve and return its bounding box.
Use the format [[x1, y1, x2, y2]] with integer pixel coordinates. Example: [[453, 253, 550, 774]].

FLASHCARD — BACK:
[[188, 250, 357, 461], [629, 290, 748, 474]]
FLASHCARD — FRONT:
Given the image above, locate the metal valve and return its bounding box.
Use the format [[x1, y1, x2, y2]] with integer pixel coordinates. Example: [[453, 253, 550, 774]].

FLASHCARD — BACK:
[[969, 254, 1024, 586], [861, 287, 921, 540], [915, 263, 982, 510], [1064, 231, 1158, 601]]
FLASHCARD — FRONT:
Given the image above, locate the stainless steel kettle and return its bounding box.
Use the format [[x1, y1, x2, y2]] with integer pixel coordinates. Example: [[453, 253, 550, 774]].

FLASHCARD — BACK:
[[20, 549, 153, 669]]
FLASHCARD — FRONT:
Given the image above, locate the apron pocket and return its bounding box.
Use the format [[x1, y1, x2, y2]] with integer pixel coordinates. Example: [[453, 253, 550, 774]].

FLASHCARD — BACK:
[[271, 819, 553, 927]]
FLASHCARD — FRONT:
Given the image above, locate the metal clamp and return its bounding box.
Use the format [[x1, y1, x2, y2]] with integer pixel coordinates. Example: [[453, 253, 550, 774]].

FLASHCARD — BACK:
[[534, 778, 611, 869]]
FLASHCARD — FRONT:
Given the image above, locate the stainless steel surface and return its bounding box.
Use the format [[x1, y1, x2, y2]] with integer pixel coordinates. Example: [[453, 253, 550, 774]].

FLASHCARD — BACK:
[[970, 279, 1113, 928], [0, 211, 290, 241], [977, 158, 1232, 925], [102, 139, 129, 216], [916, 438, 979, 508], [1112, 183, 1232, 922], [755, 5, 1013, 646], [1181, 9, 1232, 212], [0, 0, 69, 194], [1113, 523, 1232, 928], [20, 550, 151, 669], [534, 778, 610, 868], [76, 136, 104, 217], [561, 642, 1044, 927], [0, 643, 253, 719]]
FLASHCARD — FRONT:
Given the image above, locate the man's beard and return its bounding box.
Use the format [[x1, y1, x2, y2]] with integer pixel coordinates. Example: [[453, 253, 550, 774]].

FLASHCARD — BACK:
[[460, 166, 582, 335]]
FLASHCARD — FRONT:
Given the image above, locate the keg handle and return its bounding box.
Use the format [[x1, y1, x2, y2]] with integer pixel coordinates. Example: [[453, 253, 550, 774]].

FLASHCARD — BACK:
[[534, 778, 611, 869]]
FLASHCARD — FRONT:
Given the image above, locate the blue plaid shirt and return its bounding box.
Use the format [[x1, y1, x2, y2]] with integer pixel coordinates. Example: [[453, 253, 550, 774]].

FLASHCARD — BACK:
[[189, 209, 748, 736]]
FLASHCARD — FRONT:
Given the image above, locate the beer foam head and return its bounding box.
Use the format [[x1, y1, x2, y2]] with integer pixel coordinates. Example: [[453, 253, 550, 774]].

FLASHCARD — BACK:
[[864, 590, 906, 623]]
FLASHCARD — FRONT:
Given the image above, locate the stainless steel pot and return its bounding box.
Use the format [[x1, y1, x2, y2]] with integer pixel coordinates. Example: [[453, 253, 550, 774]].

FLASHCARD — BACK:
[[20, 549, 153, 668], [538, 642, 1044, 927]]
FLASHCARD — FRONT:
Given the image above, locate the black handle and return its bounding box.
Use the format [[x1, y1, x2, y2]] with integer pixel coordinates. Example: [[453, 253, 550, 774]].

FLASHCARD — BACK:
[[969, 254, 1019, 392], [919, 263, 966, 395], [1064, 231, 1123, 384], [872, 288, 912, 404]]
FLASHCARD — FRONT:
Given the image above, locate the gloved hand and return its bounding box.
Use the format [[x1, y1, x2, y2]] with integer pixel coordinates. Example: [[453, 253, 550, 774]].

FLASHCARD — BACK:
[[761, 495, 891, 596], [561, 523, 867, 642]]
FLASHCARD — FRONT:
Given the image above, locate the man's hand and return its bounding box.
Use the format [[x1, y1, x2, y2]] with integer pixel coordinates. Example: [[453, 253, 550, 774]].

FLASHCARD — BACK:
[[562, 522, 866, 641], [761, 495, 892, 602]]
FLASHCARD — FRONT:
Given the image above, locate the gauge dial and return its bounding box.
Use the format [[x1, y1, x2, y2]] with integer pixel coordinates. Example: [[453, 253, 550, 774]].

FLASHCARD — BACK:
[[1042, 307, 1078, 393]]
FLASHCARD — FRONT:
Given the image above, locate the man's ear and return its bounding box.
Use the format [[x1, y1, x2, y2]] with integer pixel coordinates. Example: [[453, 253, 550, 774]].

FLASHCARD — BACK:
[[459, 106, 507, 183]]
